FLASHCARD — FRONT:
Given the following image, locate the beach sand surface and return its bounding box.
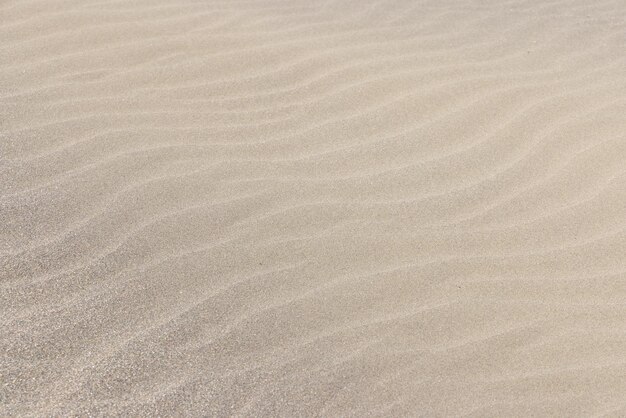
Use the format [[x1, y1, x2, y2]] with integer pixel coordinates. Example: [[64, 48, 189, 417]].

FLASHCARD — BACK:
[[2, 0, 626, 415]]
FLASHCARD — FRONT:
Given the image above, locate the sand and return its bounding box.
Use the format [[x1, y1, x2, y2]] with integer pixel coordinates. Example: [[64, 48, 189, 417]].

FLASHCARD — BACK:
[[2, 0, 626, 415]]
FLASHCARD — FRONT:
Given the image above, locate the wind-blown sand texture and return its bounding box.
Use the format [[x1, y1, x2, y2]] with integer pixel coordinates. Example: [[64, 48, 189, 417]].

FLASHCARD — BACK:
[[2, 0, 626, 415]]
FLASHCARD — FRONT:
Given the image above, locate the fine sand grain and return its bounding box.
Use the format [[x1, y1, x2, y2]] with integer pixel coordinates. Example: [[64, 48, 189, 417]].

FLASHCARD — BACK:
[[2, 0, 626, 416]]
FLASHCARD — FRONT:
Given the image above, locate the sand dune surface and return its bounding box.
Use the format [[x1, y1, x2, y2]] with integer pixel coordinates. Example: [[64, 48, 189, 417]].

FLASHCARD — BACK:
[[2, 0, 626, 415]]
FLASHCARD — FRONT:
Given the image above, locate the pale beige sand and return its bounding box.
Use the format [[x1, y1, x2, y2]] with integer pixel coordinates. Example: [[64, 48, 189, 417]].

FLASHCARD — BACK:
[[2, 0, 626, 415]]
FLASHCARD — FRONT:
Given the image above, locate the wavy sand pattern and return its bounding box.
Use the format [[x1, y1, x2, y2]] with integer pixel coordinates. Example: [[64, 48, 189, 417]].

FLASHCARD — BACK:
[[2, 0, 626, 415]]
